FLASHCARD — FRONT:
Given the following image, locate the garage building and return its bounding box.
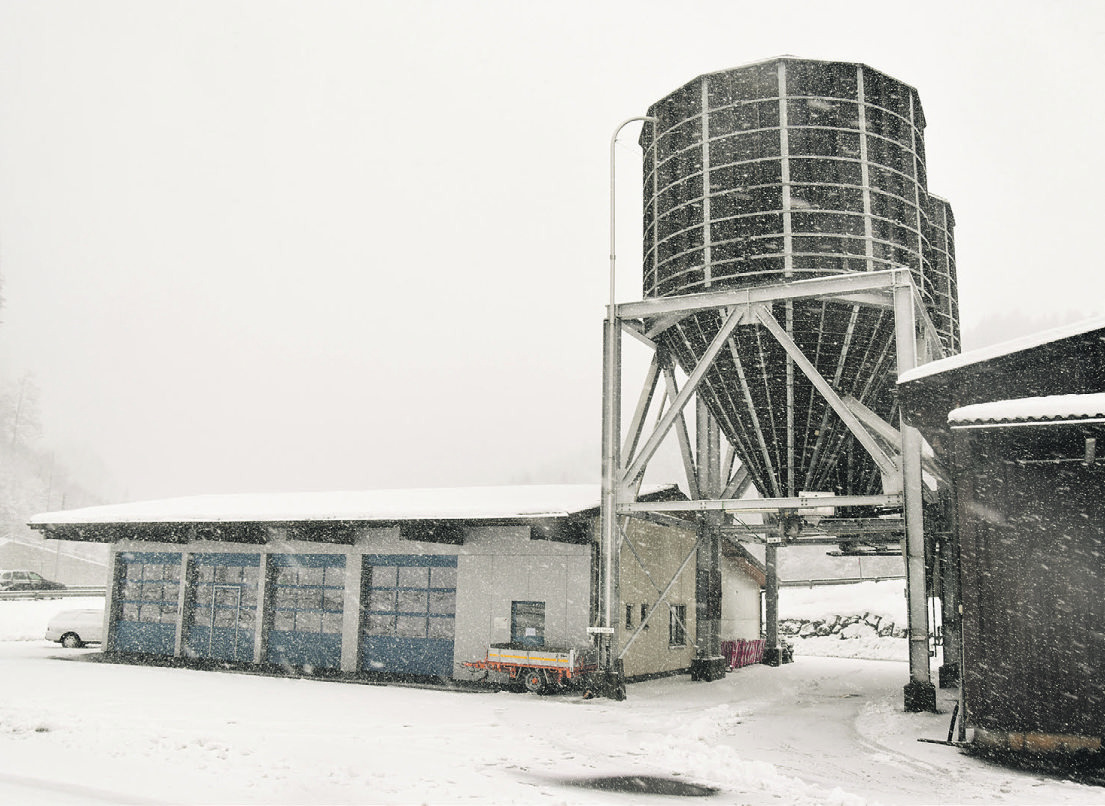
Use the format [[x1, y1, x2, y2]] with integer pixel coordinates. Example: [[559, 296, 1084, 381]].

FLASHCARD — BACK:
[[28, 484, 763, 683]]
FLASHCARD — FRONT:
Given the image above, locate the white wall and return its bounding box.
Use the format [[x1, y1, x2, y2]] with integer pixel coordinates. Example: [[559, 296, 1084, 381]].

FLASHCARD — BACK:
[[721, 554, 762, 641], [451, 526, 591, 680], [617, 519, 698, 679]]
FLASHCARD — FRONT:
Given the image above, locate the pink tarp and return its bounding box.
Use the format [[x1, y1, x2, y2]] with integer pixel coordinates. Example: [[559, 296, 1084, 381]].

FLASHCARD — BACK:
[[722, 638, 765, 669]]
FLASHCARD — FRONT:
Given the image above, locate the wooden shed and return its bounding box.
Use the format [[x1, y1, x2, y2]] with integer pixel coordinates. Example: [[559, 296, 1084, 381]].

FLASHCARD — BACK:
[[898, 316, 1105, 755]]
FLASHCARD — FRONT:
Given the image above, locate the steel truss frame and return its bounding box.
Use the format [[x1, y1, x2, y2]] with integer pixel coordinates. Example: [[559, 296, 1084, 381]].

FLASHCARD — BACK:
[[600, 268, 946, 709]]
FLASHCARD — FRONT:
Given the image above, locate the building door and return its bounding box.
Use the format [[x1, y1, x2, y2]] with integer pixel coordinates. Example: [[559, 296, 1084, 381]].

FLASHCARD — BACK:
[[112, 551, 181, 655], [360, 555, 457, 677], [511, 601, 545, 647], [266, 554, 345, 670], [184, 553, 259, 662]]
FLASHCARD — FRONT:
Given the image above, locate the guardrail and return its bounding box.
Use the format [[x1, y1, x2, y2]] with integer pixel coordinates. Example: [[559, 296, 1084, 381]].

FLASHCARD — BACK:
[[0, 587, 106, 601], [778, 575, 905, 588]]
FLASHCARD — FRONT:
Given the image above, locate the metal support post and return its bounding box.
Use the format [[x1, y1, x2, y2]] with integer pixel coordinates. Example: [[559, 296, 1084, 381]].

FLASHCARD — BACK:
[[762, 541, 783, 666], [938, 492, 963, 687], [599, 314, 623, 695], [894, 273, 936, 712], [691, 398, 726, 681]]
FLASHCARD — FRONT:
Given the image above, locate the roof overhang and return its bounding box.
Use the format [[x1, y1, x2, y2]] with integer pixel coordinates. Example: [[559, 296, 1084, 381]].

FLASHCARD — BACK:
[[28, 484, 688, 544], [897, 317, 1105, 445]]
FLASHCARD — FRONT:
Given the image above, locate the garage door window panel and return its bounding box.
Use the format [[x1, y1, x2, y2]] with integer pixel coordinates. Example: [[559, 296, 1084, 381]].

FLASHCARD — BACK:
[[113, 552, 182, 656], [360, 554, 458, 676], [265, 553, 346, 670]]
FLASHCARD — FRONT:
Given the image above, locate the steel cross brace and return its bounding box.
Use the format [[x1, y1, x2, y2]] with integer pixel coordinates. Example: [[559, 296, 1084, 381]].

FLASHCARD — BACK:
[[601, 267, 940, 708]]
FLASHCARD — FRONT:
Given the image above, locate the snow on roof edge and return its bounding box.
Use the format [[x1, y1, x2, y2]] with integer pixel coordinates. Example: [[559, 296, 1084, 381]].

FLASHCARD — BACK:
[[28, 484, 681, 528], [898, 313, 1105, 385], [948, 393, 1105, 426]]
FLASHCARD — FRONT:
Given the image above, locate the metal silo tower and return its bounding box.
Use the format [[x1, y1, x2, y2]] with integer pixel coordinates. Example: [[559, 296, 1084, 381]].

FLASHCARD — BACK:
[[599, 58, 959, 710]]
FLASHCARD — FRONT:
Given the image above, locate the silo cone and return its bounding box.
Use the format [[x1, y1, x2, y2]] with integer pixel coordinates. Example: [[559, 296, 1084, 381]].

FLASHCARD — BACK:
[[640, 58, 958, 500]]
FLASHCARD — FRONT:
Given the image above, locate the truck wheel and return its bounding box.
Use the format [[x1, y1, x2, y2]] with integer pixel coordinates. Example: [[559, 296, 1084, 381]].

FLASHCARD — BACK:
[[522, 668, 546, 694]]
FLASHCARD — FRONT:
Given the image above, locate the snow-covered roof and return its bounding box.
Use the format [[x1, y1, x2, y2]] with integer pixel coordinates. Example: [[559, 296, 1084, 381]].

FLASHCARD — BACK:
[[898, 314, 1105, 385], [27, 484, 678, 527], [949, 393, 1105, 427]]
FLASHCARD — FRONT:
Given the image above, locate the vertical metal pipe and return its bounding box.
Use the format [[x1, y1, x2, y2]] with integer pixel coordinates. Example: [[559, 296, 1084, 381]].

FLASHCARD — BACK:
[[601, 316, 621, 675], [601, 117, 655, 689]]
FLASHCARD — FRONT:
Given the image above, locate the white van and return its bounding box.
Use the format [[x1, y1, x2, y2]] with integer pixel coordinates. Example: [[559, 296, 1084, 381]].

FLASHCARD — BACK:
[[45, 609, 104, 648]]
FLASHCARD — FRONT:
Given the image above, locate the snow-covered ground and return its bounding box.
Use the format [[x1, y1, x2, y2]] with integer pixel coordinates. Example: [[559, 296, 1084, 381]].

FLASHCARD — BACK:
[[2, 592, 1102, 804]]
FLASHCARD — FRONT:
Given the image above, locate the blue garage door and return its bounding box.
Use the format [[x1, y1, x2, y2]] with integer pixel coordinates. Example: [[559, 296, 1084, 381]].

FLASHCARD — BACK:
[[360, 555, 457, 677], [266, 554, 345, 670], [184, 553, 260, 663], [114, 552, 181, 655]]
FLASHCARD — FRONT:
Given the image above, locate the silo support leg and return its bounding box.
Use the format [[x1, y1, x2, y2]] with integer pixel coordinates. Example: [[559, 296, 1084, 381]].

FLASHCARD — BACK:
[[894, 279, 936, 713], [761, 544, 782, 666], [903, 423, 936, 712], [691, 399, 726, 682]]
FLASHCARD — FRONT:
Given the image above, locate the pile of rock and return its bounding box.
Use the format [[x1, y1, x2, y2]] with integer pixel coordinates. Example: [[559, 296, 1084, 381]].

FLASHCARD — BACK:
[[779, 613, 908, 640]]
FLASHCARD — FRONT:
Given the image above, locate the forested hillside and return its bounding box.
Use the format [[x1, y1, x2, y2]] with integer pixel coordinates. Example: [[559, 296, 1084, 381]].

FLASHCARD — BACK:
[[0, 372, 108, 576]]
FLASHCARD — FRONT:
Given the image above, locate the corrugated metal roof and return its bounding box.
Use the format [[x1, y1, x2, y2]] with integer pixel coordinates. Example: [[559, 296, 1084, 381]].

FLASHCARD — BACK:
[[949, 393, 1105, 427], [898, 314, 1105, 385], [27, 484, 680, 527]]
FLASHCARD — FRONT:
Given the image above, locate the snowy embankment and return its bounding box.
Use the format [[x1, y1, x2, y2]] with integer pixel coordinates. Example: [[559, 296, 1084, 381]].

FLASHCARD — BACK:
[[780, 579, 910, 662]]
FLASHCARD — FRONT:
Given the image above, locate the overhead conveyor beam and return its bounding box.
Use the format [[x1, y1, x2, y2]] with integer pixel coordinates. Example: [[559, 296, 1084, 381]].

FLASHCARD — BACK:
[[622, 492, 903, 515]]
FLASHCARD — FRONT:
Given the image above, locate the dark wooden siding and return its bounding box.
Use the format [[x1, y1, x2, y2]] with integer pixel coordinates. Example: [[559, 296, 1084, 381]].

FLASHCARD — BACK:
[[956, 424, 1105, 738]]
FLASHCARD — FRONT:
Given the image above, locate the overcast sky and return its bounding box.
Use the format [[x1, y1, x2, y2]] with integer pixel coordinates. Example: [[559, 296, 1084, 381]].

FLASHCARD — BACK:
[[1, 1, 1103, 504]]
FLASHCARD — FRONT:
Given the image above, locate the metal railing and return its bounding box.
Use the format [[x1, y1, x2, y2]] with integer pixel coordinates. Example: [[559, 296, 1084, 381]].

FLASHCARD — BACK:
[[778, 575, 905, 588], [0, 587, 106, 601]]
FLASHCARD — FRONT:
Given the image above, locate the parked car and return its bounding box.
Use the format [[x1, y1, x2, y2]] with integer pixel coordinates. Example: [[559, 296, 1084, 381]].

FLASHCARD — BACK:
[[45, 608, 104, 648], [0, 569, 67, 591]]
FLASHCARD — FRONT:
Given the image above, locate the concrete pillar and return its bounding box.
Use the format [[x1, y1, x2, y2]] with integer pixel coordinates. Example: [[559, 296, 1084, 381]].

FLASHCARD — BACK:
[[253, 551, 269, 665], [340, 549, 362, 672], [103, 544, 122, 653]]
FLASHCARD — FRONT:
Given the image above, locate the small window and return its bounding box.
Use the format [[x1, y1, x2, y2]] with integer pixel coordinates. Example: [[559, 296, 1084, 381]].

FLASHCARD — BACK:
[[625, 604, 634, 630], [669, 604, 687, 647], [511, 601, 546, 647]]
